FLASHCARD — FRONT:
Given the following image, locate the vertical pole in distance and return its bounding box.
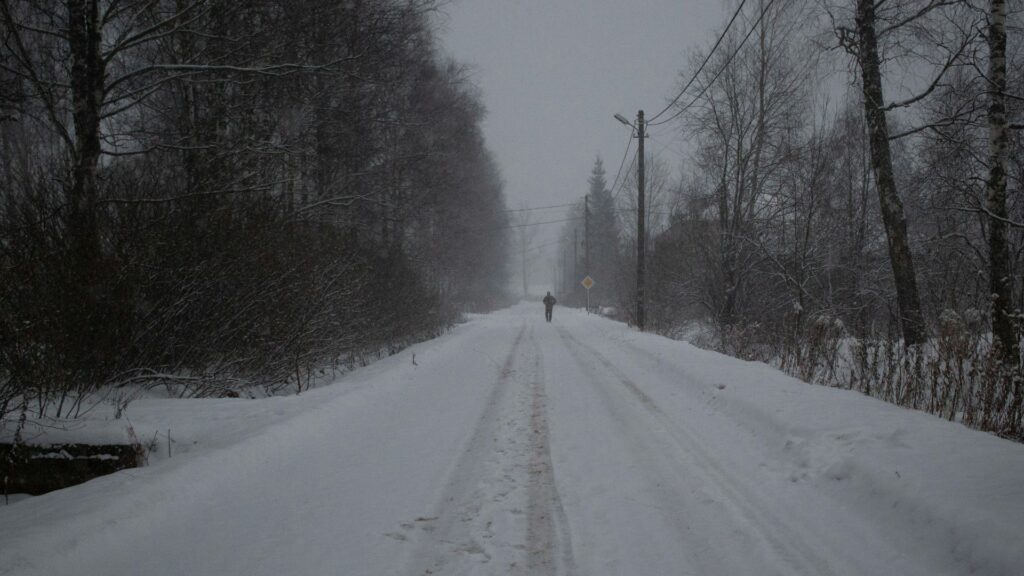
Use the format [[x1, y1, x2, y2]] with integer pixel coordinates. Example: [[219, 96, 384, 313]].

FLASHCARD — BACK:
[[573, 228, 579, 305], [636, 110, 646, 331], [562, 247, 567, 295], [584, 194, 590, 313]]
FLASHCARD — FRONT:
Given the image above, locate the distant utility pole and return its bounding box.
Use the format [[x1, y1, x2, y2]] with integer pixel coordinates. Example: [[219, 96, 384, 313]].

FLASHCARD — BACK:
[[584, 195, 590, 312], [573, 228, 579, 303], [636, 109, 646, 332], [584, 195, 590, 278], [616, 110, 647, 331], [562, 247, 568, 295]]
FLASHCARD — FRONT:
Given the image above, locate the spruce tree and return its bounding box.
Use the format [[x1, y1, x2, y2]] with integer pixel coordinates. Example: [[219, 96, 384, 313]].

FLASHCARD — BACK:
[[586, 157, 621, 306]]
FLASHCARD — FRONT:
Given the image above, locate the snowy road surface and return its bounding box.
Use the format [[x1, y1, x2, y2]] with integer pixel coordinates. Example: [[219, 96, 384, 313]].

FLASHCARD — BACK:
[[2, 304, 1023, 575]]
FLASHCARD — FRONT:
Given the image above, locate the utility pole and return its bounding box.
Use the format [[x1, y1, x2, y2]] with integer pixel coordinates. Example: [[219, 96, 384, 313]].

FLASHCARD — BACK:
[[573, 228, 579, 305], [615, 110, 648, 331], [584, 195, 590, 278], [636, 109, 646, 331], [562, 247, 568, 295], [584, 195, 591, 312]]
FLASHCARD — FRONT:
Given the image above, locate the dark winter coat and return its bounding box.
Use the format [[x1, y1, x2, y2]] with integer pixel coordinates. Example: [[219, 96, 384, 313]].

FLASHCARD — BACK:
[[543, 294, 556, 309]]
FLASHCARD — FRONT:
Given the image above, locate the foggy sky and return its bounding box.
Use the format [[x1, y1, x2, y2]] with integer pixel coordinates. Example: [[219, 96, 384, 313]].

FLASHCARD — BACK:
[[440, 0, 727, 275]]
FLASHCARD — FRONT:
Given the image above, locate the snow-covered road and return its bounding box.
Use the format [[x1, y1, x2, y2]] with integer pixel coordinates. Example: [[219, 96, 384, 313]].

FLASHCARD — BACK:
[[2, 304, 1023, 575]]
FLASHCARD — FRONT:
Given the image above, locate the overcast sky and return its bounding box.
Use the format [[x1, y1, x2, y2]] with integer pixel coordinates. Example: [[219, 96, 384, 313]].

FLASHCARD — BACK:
[[439, 0, 728, 276]]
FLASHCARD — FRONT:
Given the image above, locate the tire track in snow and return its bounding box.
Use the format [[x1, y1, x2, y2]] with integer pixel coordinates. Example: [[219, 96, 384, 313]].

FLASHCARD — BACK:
[[525, 324, 576, 576], [557, 327, 836, 576], [551, 328, 711, 575], [400, 321, 528, 575], [399, 321, 575, 575]]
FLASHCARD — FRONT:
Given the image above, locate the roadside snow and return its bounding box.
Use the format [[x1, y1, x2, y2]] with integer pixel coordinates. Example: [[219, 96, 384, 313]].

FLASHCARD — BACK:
[[1, 304, 1021, 575], [550, 314, 1024, 575]]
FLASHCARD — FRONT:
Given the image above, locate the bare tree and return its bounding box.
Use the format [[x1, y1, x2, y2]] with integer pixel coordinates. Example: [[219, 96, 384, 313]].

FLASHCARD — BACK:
[[680, 0, 812, 327], [985, 0, 1017, 363], [830, 0, 984, 345], [0, 0, 513, 420]]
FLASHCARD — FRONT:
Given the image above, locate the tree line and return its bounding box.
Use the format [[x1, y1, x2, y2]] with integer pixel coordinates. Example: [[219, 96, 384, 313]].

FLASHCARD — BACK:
[[0, 0, 510, 420], [560, 0, 1023, 438]]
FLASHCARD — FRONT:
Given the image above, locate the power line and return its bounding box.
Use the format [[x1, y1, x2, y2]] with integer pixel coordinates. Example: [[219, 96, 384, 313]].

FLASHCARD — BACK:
[[646, 132, 688, 160], [500, 202, 577, 213], [460, 216, 584, 235], [617, 207, 675, 216], [612, 148, 638, 201], [647, 0, 749, 123], [648, 0, 778, 128], [607, 133, 634, 201], [499, 216, 584, 231], [523, 238, 565, 256], [454, 202, 577, 217]]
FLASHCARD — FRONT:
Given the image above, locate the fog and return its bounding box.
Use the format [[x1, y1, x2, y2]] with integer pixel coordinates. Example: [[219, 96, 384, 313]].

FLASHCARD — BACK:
[[440, 0, 727, 267]]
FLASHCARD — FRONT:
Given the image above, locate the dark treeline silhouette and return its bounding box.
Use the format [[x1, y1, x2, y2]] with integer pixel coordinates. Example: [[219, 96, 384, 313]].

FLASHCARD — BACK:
[[0, 0, 510, 418]]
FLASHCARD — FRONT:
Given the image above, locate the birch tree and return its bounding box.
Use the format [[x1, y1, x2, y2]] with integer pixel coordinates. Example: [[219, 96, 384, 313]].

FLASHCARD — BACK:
[[986, 0, 1017, 363]]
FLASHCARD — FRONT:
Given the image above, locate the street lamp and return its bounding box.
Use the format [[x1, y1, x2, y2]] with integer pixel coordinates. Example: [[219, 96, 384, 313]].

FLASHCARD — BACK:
[[615, 110, 646, 332]]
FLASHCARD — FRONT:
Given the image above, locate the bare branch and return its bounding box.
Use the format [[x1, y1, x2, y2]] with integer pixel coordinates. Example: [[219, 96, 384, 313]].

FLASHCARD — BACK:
[[879, 31, 975, 112], [877, 0, 959, 38], [956, 206, 1024, 228], [105, 57, 365, 94], [103, 0, 210, 62], [100, 179, 295, 204], [0, 0, 74, 148]]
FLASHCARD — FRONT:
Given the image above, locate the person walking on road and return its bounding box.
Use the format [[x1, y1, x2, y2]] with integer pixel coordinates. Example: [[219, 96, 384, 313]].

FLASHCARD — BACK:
[[543, 292, 556, 322]]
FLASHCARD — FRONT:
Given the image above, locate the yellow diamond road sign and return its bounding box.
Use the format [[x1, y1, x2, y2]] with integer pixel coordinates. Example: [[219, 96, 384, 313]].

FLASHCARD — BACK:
[[581, 276, 595, 290]]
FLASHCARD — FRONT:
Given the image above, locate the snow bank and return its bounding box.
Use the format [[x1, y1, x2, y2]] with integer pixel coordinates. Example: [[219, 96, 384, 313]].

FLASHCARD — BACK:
[[574, 314, 1024, 574]]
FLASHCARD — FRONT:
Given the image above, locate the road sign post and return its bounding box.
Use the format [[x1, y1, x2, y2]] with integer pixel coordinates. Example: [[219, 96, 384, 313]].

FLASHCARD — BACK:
[[581, 276, 594, 313]]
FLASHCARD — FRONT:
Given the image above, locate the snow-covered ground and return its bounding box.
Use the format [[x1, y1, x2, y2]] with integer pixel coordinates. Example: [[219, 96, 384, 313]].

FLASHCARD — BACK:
[[2, 303, 1023, 575]]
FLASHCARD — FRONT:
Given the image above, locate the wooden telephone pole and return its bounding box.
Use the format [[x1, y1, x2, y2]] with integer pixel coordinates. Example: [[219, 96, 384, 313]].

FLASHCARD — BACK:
[[574, 228, 579, 304], [617, 110, 647, 330], [636, 110, 646, 331], [584, 195, 590, 312]]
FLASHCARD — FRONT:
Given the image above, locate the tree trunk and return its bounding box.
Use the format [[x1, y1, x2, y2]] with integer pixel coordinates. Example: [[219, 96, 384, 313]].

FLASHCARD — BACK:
[[67, 0, 104, 264], [64, 0, 110, 376], [986, 0, 1018, 364], [854, 0, 928, 346]]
